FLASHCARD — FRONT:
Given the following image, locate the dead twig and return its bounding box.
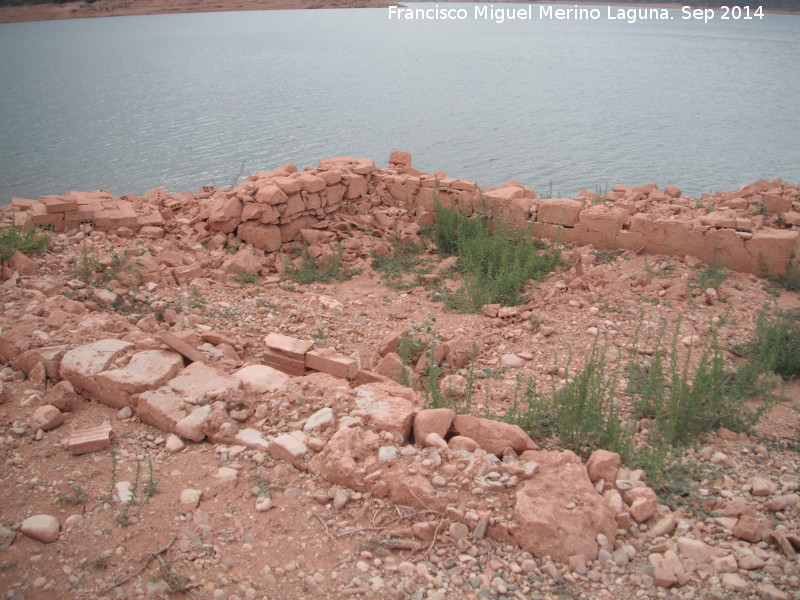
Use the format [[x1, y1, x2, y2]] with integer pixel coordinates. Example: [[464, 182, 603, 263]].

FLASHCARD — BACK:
[[92, 535, 177, 595], [314, 513, 334, 541]]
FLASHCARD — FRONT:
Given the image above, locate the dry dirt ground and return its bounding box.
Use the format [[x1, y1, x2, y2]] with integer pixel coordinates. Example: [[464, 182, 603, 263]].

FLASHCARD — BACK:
[[0, 187, 799, 600]]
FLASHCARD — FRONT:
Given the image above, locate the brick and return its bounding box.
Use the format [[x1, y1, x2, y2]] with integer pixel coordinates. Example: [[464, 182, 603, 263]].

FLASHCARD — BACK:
[[68, 424, 113, 455], [264, 333, 313, 360], [305, 348, 357, 379]]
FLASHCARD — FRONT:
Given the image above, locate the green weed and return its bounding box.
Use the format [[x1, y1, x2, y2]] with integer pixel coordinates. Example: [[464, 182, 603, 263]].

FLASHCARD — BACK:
[[283, 244, 361, 284], [56, 483, 88, 506], [0, 221, 50, 261], [694, 264, 729, 291], [430, 198, 560, 312], [740, 308, 800, 379], [232, 272, 260, 287]]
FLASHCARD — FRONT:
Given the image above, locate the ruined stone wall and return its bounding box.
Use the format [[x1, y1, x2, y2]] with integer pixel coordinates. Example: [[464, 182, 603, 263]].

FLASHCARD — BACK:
[[5, 152, 799, 276]]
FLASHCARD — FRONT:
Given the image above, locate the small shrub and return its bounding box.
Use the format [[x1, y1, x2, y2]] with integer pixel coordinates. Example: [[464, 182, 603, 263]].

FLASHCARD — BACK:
[[550, 341, 634, 460], [232, 272, 260, 286], [0, 222, 50, 261], [283, 244, 360, 284], [372, 225, 428, 291], [430, 199, 560, 312], [56, 483, 88, 505], [695, 264, 729, 291], [741, 309, 800, 380]]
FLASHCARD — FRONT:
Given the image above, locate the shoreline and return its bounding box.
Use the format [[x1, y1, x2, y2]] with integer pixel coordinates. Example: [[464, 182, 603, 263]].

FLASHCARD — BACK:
[[0, 0, 393, 25], [1, 1, 796, 24]]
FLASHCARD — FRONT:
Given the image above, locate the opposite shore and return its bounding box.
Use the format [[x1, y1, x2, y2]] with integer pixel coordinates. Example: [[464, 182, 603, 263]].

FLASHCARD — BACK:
[[1, 0, 797, 24]]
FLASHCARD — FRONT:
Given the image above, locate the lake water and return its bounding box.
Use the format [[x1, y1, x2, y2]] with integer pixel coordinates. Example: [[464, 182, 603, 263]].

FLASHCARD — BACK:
[[1, 3, 799, 203]]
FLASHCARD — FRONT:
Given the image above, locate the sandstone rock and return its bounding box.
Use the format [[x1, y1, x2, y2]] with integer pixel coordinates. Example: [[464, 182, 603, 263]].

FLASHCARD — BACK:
[[305, 348, 357, 380], [136, 389, 187, 433], [221, 246, 263, 275], [303, 407, 335, 433], [20, 514, 59, 543], [60, 339, 134, 395], [441, 339, 478, 369], [451, 414, 538, 456], [512, 450, 616, 563], [214, 466, 238, 487], [721, 572, 752, 593], [438, 376, 467, 402], [750, 476, 777, 497], [676, 536, 711, 564], [164, 434, 185, 453], [586, 449, 621, 485], [237, 223, 282, 252], [30, 405, 64, 431], [373, 352, 405, 383], [412, 408, 455, 445], [167, 361, 241, 404], [537, 198, 583, 226], [423, 432, 448, 450], [733, 514, 773, 543], [448, 435, 479, 452], [308, 427, 380, 490], [94, 350, 184, 409], [649, 550, 687, 588], [269, 432, 307, 465], [180, 488, 202, 509], [500, 353, 524, 368], [624, 486, 658, 523], [46, 380, 77, 412], [13, 344, 68, 379], [207, 196, 242, 233], [174, 405, 212, 442], [5, 251, 38, 276], [352, 382, 421, 440], [234, 428, 270, 451], [756, 583, 790, 600], [233, 364, 289, 393]]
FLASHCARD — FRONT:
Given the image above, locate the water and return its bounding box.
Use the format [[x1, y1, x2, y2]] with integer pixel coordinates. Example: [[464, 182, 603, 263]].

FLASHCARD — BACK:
[[1, 3, 799, 203]]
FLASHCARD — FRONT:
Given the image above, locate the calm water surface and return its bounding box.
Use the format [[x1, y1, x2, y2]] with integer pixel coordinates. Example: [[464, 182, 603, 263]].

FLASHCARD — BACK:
[[0, 3, 798, 202]]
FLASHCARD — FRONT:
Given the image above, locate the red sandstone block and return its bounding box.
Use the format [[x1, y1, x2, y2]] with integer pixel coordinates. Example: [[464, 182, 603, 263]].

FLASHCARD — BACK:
[[41, 197, 78, 214], [264, 333, 313, 360], [68, 424, 113, 455], [159, 332, 205, 364], [305, 348, 358, 380], [263, 349, 305, 376]]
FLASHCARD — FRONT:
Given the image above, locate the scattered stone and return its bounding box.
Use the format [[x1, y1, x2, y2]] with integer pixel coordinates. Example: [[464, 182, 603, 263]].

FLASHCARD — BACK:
[[29, 405, 64, 431], [20, 514, 60, 543]]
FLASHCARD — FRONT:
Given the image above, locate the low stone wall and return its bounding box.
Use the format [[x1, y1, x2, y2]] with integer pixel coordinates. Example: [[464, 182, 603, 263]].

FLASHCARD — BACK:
[[5, 152, 799, 276]]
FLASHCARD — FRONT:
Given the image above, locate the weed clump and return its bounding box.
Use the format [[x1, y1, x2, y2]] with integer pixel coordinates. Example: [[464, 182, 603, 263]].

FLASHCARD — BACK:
[[283, 244, 360, 284], [430, 198, 560, 312], [0, 222, 50, 261]]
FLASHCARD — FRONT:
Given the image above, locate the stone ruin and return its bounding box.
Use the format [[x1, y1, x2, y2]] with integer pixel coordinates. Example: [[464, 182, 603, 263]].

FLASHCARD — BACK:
[[5, 151, 800, 276]]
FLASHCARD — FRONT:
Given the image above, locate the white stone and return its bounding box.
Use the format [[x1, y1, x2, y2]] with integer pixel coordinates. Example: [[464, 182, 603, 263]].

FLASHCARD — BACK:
[[20, 514, 59, 543], [180, 488, 202, 509], [303, 407, 335, 433]]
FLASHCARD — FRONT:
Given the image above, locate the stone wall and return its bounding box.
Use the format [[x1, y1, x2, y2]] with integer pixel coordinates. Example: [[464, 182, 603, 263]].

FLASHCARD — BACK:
[[5, 152, 799, 276]]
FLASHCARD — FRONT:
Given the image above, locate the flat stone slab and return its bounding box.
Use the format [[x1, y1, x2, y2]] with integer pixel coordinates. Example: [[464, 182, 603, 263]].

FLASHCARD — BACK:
[[167, 362, 241, 404]]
